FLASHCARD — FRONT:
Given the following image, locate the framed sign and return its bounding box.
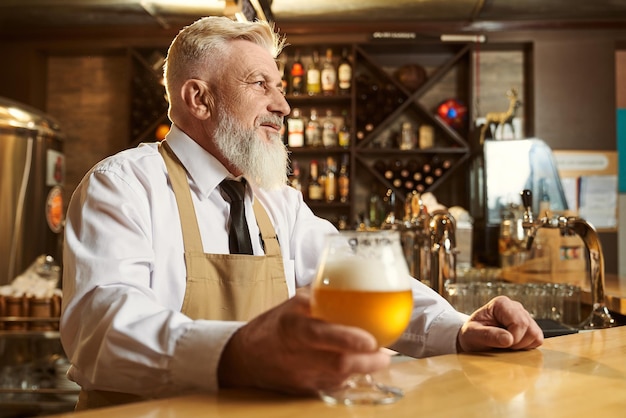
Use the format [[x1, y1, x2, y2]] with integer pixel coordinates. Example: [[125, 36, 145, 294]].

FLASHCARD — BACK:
[[552, 150, 618, 231]]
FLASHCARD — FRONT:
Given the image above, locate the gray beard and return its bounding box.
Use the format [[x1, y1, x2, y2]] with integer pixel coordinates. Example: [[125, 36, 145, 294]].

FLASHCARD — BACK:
[[213, 111, 289, 190]]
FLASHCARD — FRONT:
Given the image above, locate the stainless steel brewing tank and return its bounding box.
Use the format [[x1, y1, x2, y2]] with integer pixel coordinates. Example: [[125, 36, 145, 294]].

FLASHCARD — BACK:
[[0, 97, 65, 286]]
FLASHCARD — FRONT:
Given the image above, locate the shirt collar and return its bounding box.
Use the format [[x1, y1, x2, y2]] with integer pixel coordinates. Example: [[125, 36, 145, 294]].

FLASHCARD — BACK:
[[163, 124, 231, 198]]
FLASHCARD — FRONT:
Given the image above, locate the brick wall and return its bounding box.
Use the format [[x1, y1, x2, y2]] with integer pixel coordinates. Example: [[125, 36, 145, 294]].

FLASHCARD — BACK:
[[46, 54, 130, 204]]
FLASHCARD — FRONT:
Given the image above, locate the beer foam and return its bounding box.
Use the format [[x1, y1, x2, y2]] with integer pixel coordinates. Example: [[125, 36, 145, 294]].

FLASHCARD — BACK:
[[318, 257, 410, 291]]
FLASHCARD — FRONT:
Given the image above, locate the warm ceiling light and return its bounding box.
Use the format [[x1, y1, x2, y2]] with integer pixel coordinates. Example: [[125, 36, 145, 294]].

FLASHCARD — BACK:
[[147, 0, 225, 13]]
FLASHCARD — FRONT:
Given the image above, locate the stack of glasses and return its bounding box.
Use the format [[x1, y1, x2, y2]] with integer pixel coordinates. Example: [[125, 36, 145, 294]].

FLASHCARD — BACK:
[[444, 281, 581, 328]]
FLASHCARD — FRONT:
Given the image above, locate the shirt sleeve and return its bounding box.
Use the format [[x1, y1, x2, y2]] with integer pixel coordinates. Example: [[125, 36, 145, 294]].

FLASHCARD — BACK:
[[60, 162, 241, 398], [390, 279, 468, 357]]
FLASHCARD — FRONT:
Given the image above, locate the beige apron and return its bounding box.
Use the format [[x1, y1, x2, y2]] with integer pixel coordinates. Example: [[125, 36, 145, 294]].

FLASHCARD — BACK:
[[76, 141, 288, 410]]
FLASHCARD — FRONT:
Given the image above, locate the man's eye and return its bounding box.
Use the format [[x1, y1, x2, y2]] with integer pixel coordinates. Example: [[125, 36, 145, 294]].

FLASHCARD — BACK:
[[253, 80, 266, 88]]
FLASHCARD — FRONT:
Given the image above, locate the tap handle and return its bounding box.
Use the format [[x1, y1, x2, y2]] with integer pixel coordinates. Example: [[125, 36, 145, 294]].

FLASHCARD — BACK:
[[520, 189, 533, 211]]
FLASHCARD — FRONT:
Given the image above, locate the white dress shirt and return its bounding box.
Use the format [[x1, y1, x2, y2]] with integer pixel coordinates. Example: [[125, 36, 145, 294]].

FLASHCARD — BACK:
[[61, 124, 466, 398]]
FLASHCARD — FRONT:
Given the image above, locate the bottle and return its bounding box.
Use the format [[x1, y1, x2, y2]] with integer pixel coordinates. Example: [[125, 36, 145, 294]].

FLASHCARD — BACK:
[[290, 50, 305, 95], [380, 189, 400, 230], [305, 108, 322, 147], [317, 159, 327, 197], [307, 160, 323, 201], [324, 156, 337, 202], [400, 122, 417, 150], [421, 158, 435, 188], [431, 156, 452, 178], [386, 159, 403, 187], [321, 48, 337, 96], [306, 50, 321, 96], [419, 124, 435, 149], [322, 109, 338, 147], [278, 54, 288, 94], [287, 108, 304, 147], [368, 185, 384, 228], [337, 47, 352, 95], [337, 109, 351, 148], [288, 160, 302, 192], [338, 154, 350, 203]]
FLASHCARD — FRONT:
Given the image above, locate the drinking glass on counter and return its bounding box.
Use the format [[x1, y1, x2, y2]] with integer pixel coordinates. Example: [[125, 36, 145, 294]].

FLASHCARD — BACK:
[[311, 230, 413, 405], [444, 281, 581, 327]]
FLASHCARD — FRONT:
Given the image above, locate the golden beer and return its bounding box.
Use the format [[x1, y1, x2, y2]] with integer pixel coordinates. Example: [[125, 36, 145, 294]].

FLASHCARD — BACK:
[[311, 230, 413, 405], [312, 287, 413, 347]]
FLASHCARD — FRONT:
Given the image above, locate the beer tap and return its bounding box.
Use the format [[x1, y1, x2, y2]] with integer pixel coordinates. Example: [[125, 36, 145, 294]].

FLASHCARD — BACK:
[[520, 189, 615, 329], [429, 210, 457, 295]]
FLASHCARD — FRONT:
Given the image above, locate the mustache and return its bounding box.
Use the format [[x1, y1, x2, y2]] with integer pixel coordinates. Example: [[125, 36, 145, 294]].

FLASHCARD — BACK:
[[256, 115, 284, 130]]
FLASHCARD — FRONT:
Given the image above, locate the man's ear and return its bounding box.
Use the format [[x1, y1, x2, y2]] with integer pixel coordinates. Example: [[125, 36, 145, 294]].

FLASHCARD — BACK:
[[181, 79, 215, 120]]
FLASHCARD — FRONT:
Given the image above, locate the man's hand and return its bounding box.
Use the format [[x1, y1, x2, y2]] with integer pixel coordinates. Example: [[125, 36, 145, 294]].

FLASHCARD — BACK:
[[218, 288, 390, 395], [457, 296, 544, 352]]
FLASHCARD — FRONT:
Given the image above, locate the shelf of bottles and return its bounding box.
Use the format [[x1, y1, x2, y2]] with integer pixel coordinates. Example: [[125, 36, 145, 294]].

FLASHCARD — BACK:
[[129, 48, 170, 147], [281, 45, 355, 229], [282, 41, 474, 229]]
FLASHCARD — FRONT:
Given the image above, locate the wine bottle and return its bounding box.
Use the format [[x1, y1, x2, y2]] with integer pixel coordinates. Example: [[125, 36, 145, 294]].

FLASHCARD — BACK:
[[338, 154, 350, 203], [322, 109, 338, 147], [321, 48, 337, 96], [305, 108, 322, 147], [306, 50, 321, 96], [324, 156, 337, 202], [287, 108, 304, 147], [337, 109, 351, 148], [431, 156, 452, 178], [307, 160, 323, 201], [290, 50, 304, 95], [337, 47, 352, 95], [278, 54, 289, 94]]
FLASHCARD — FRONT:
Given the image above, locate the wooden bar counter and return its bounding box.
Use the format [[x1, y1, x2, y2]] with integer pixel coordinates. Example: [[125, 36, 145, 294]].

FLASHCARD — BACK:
[[49, 326, 626, 418]]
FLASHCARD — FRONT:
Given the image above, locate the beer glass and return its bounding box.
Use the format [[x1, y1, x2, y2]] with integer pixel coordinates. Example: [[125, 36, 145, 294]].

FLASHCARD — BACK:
[[311, 230, 414, 405]]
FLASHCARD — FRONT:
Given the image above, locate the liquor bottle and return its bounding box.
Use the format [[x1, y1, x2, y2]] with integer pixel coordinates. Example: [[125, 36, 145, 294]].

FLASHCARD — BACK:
[[288, 160, 302, 192], [278, 54, 289, 94], [338, 154, 350, 203], [400, 122, 417, 150], [324, 156, 337, 202], [337, 109, 351, 148], [305, 108, 322, 147], [373, 160, 388, 178], [307, 160, 323, 201], [337, 47, 352, 95], [290, 49, 305, 96], [318, 159, 327, 197], [287, 108, 304, 147], [321, 48, 337, 96], [306, 50, 321, 96], [322, 109, 338, 147]]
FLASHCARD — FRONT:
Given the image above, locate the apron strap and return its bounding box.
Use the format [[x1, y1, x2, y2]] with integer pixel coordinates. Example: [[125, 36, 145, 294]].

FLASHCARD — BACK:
[[253, 199, 281, 256], [158, 141, 204, 253]]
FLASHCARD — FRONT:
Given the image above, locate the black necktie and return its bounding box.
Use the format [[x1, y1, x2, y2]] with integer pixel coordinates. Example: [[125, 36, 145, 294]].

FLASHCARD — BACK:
[[220, 179, 254, 255]]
